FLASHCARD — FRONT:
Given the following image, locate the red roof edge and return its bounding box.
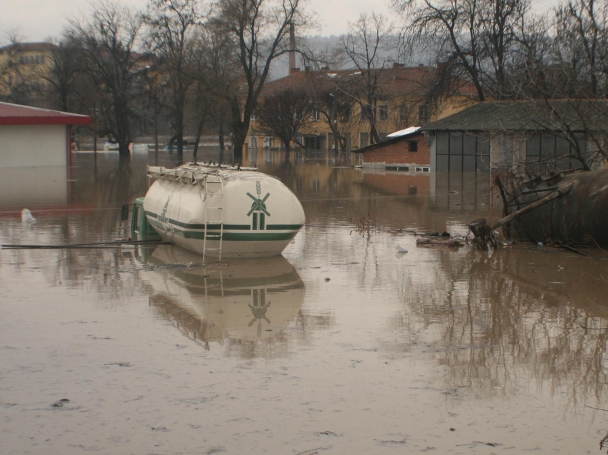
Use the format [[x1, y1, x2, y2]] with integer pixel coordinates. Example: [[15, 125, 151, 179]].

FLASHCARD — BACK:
[[0, 102, 92, 126], [0, 116, 91, 126]]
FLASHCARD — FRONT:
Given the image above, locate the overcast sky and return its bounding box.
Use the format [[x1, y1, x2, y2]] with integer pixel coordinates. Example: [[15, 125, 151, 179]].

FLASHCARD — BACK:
[[2, 0, 556, 44]]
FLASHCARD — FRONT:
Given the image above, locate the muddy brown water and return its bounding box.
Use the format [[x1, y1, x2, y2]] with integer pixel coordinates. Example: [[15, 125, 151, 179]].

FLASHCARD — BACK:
[[1, 149, 608, 454]]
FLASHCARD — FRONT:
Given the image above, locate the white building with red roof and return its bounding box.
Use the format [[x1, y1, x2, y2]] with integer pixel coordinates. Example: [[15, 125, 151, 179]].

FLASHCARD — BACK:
[[0, 102, 91, 208], [0, 102, 91, 168]]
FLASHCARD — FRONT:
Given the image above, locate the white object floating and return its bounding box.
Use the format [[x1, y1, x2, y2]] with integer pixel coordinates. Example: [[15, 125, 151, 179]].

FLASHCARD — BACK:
[[21, 208, 36, 223], [396, 245, 408, 253]]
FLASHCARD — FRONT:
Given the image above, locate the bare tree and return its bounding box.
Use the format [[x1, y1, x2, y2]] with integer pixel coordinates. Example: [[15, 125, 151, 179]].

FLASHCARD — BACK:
[[394, 0, 530, 101], [145, 0, 206, 159], [213, 0, 308, 164], [311, 81, 355, 152], [510, 1, 608, 169], [340, 13, 397, 144], [39, 37, 85, 112], [552, 0, 608, 98], [196, 22, 239, 163], [256, 87, 312, 152], [68, 2, 145, 158]]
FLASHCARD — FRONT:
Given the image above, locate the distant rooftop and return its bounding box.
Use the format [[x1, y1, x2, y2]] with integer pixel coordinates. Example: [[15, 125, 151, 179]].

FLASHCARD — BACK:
[[352, 126, 424, 154], [0, 102, 91, 126], [422, 100, 608, 132], [386, 126, 421, 138], [0, 42, 58, 54]]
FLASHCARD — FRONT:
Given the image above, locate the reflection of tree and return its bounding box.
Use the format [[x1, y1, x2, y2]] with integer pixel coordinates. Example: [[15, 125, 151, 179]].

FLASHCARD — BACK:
[[392, 247, 608, 408]]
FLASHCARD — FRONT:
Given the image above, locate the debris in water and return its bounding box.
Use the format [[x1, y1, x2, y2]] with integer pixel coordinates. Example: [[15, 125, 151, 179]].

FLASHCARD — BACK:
[[416, 238, 464, 247], [396, 245, 408, 253], [599, 432, 608, 452], [21, 208, 36, 223], [324, 277, 331, 282], [374, 437, 408, 444], [51, 398, 70, 408]]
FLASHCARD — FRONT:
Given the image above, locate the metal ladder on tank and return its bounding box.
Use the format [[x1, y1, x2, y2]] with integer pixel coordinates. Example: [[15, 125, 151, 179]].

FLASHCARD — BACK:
[[202, 174, 224, 261]]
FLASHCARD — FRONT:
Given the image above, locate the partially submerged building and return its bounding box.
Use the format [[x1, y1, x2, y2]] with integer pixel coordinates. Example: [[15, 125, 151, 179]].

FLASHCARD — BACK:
[[422, 100, 608, 174], [0, 102, 91, 207], [352, 126, 430, 173]]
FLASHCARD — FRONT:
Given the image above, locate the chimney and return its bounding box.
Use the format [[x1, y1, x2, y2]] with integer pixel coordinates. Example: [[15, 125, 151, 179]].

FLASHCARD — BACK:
[[289, 22, 297, 74], [393, 63, 404, 69]]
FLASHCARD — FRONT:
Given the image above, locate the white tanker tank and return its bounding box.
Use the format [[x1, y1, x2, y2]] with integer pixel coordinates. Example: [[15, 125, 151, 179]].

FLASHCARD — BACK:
[[142, 163, 305, 259]]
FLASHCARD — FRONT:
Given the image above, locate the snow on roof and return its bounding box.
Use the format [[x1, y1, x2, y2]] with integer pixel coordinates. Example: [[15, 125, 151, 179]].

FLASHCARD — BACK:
[[386, 126, 421, 138], [0, 102, 91, 126]]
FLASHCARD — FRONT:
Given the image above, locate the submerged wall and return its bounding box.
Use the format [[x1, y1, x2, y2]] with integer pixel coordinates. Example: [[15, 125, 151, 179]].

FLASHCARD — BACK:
[[0, 124, 68, 167]]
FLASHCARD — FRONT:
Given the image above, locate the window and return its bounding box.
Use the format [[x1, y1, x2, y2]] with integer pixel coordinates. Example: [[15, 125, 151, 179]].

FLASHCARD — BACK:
[[409, 140, 418, 152], [311, 108, 320, 121], [360, 132, 370, 148], [250, 110, 257, 121], [378, 105, 388, 121], [418, 104, 429, 124], [436, 132, 490, 172], [385, 165, 409, 171], [398, 103, 410, 122], [360, 105, 372, 122]]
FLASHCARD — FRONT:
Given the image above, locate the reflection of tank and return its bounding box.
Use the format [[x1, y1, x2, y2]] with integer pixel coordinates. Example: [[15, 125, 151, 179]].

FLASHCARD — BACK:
[[144, 246, 305, 348]]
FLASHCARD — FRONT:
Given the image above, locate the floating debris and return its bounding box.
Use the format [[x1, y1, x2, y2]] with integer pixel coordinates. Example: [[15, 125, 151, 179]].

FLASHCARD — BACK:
[[21, 208, 36, 223], [51, 398, 70, 408], [396, 245, 408, 253]]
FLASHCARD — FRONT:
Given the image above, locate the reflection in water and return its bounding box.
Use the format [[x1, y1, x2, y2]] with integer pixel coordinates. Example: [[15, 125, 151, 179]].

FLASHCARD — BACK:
[[141, 246, 306, 357], [0, 166, 68, 208], [391, 246, 608, 408]]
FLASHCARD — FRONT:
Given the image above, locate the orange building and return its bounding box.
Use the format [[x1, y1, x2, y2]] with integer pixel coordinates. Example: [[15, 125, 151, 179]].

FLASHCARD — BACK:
[[248, 64, 474, 152], [0, 42, 58, 105]]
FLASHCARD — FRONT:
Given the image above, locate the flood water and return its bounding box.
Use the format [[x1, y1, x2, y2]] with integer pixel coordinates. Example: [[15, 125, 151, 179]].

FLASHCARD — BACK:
[[2, 148, 608, 454]]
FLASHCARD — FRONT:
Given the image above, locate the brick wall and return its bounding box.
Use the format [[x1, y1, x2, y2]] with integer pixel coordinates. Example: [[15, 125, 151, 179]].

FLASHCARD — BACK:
[[362, 134, 430, 166]]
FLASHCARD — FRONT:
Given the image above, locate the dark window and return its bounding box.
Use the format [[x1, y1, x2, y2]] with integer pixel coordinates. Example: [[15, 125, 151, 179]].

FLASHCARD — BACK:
[[418, 104, 429, 123], [436, 131, 489, 172], [450, 132, 463, 155], [360, 105, 372, 122], [409, 140, 418, 152], [379, 105, 388, 121], [437, 132, 449, 155], [398, 103, 409, 122], [360, 132, 369, 148], [463, 134, 477, 155]]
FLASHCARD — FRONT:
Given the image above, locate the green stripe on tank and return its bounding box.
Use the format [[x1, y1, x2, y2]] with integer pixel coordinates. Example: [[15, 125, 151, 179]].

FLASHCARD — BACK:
[[174, 230, 297, 241], [145, 210, 302, 232], [266, 224, 303, 230]]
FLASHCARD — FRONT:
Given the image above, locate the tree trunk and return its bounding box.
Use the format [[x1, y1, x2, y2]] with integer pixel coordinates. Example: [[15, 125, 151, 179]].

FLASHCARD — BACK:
[[192, 116, 205, 163], [218, 121, 225, 164], [231, 120, 248, 165]]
